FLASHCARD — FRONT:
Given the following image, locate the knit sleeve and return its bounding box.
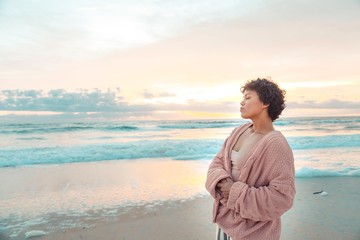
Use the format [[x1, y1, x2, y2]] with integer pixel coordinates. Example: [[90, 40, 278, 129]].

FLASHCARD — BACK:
[[226, 137, 296, 221], [205, 128, 237, 199]]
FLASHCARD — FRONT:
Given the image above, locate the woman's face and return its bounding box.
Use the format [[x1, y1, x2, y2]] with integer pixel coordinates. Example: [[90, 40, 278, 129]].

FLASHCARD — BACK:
[[240, 89, 268, 119]]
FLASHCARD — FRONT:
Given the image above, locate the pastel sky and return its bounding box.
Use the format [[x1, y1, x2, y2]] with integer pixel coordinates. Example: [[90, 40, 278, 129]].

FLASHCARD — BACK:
[[0, 0, 359, 120]]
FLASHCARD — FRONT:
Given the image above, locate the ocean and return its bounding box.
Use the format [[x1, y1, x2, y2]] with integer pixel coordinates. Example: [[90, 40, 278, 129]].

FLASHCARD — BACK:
[[0, 116, 359, 176], [1, 116, 360, 237]]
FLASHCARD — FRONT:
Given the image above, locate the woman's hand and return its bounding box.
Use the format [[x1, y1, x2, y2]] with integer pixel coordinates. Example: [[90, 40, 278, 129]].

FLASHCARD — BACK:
[[216, 178, 234, 199]]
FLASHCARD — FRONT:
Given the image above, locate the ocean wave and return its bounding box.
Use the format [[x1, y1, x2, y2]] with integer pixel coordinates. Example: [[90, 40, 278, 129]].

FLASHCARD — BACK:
[[16, 137, 46, 140], [157, 121, 241, 129], [103, 126, 139, 131], [273, 119, 296, 126], [0, 123, 139, 134], [296, 167, 360, 177], [1, 116, 360, 134], [307, 118, 360, 124], [344, 124, 360, 130], [1, 134, 359, 167], [0, 139, 222, 167], [288, 134, 360, 149]]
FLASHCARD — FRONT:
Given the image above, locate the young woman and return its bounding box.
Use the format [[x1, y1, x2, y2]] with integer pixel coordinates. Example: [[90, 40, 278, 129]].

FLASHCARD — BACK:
[[205, 78, 295, 240]]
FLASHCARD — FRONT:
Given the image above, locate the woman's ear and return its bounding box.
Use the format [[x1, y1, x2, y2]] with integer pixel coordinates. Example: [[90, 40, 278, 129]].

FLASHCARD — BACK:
[[262, 103, 270, 109]]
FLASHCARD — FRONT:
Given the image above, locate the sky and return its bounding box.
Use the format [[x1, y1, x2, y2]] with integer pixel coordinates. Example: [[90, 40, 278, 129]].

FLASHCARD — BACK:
[[0, 0, 359, 121]]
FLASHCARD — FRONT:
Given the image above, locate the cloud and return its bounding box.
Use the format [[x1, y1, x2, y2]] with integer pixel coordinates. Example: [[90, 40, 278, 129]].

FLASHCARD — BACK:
[[0, 0, 258, 63], [1, 89, 359, 121], [0, 88, 239, 117], [287, 99, 360, 109], [142, 90, 155, 99], [142, 89, 176, 99], [0, 89, 153, 113], [152, 100, 237, 113], [159, 92, 176, 98]]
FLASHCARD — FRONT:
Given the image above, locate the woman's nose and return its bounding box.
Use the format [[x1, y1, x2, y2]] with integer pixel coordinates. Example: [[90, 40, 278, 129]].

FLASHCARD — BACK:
[[240, 100, 245, 106]]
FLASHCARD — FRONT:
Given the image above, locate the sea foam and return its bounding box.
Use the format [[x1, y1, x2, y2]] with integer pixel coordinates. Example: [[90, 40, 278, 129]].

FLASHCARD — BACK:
[[296, 167, 360, 177], [24, 230, 46, 239]]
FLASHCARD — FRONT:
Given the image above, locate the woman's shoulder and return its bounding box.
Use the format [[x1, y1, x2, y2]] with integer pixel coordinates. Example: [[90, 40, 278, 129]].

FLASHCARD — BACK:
[[265, 130, 287, 141], [263, 130, 292, 152]]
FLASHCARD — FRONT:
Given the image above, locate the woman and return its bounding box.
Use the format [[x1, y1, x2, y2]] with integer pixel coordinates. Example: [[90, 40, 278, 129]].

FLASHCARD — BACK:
[[205, 78, 295, 240]]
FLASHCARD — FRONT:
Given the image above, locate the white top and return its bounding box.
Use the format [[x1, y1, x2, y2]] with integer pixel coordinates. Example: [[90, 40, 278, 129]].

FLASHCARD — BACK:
[[231, 131, 266, 180], [230, 149, 249, 180]]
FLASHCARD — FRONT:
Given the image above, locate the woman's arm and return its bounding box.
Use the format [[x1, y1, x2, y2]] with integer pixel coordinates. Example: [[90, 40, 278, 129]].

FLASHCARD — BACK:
[[205, 128, 238, 199]]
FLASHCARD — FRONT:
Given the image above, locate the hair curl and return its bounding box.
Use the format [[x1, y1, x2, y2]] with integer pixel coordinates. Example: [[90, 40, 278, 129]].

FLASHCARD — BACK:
[[241, 78, 286, 121]]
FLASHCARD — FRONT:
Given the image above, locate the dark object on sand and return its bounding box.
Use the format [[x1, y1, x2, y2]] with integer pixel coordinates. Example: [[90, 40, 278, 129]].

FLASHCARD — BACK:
[[313, 190, 324, 194]]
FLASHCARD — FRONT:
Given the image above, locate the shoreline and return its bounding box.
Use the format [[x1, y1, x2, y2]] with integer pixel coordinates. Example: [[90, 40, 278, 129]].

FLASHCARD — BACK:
[[1, 159, 360, 240]]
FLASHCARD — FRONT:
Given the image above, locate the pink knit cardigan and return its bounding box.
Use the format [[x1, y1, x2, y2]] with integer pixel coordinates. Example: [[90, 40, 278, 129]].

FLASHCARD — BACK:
[[205, 123, 295, 240]]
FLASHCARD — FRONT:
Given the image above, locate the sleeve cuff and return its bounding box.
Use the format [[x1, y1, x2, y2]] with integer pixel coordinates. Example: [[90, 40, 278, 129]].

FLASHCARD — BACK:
[[227, 181, 247, 211], [206, 169, 231, 199]]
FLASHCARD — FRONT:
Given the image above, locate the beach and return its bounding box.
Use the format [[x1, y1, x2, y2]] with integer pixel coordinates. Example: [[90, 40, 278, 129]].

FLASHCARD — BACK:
[[1, 159, 360, 240]]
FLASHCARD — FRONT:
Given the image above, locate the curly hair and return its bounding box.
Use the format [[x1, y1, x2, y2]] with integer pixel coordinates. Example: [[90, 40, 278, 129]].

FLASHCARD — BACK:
[[241, 78, 286, 121]]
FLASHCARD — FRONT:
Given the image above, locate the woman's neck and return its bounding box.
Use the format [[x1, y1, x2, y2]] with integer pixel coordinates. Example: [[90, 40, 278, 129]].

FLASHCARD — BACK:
[[250, 116, 274, 135]]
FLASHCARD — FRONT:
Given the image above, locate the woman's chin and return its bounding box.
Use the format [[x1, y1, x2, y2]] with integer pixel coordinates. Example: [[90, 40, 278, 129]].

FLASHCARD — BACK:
[[240, 113, 248, 119]]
